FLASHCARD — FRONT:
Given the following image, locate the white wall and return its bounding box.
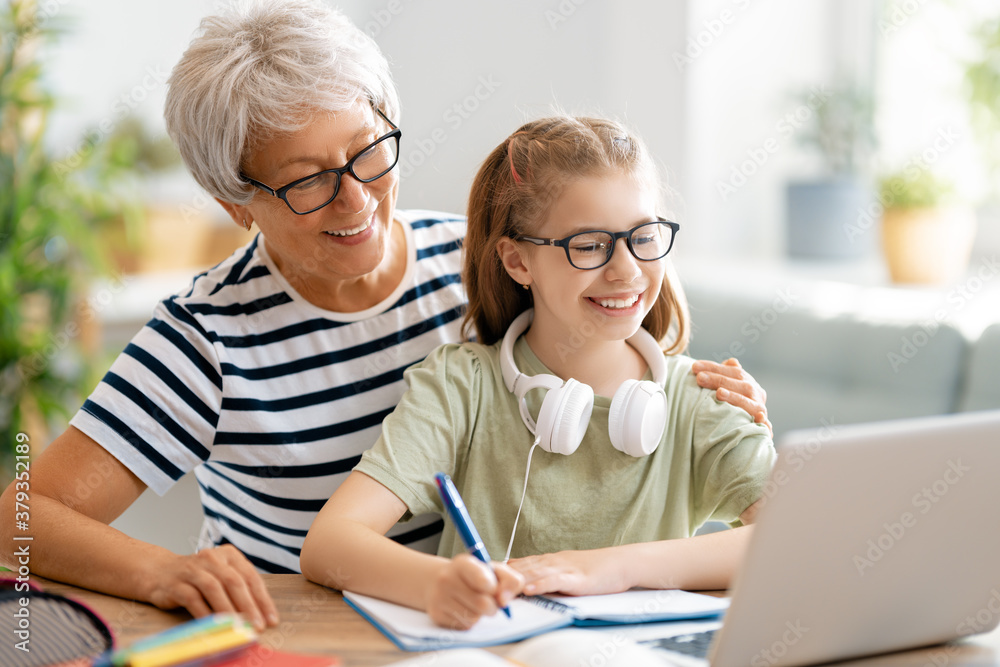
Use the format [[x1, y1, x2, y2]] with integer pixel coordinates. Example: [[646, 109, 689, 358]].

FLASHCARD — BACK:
[[353, 0, 689, 218], [40, 0, 996, 265], [681, 0, 874, 261], [43, 0, 688, 223]]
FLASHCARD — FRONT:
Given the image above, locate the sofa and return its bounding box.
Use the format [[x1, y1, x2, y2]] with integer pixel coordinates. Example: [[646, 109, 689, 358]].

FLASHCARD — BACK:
[[683, 277, 1000, 441]]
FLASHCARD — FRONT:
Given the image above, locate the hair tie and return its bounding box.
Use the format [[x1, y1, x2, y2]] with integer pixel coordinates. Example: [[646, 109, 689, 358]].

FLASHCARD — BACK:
[[508, 145, 523, 185]]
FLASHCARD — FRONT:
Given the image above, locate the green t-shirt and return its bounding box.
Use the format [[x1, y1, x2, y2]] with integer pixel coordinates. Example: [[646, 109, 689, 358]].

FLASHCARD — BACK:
[[356, 336, 776, 559]]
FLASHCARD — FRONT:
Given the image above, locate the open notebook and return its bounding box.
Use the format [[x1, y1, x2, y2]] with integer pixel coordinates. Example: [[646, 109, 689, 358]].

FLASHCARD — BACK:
[[343, 589, 729, 651]]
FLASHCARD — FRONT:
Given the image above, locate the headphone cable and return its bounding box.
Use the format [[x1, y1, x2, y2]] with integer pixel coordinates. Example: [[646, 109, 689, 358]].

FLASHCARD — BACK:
[[503, 436, 540, 563]]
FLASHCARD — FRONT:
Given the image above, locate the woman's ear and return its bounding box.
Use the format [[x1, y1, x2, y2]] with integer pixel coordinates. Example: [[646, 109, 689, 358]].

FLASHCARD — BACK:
[[496, 237, 532, 287], [215, 198, 253, 230]]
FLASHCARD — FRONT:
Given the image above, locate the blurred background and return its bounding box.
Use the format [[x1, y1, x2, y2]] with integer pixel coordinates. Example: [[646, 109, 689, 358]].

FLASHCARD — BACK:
[[36, 0, 1000, 259], [2, 0, 999, 547]]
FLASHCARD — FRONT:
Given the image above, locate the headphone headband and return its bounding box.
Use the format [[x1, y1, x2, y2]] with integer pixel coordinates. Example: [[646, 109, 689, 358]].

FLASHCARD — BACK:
[[499, 308, 668, 457], [500, 309, 666, 391], [500, 310, 534, 394], [626, 326, 668, 387]]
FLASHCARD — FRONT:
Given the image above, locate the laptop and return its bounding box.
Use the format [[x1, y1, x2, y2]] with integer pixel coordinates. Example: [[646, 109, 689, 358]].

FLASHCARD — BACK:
[[631, 410, 1000, 666]]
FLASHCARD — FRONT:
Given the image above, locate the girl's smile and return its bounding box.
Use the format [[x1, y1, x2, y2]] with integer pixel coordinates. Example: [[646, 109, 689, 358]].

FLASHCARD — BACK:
[[586, 291, 644, 313]]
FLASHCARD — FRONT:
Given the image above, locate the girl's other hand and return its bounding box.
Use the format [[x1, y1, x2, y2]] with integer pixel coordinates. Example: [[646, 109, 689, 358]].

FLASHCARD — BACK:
[[427, 554, 524, 629], [691, 358, 773, 436], [508, 548, 628, 597]]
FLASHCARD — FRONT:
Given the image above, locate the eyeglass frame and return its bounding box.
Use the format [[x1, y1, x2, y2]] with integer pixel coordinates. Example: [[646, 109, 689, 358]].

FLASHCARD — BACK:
[[516, 219, 680, 270], [239, 107, 401, 215]]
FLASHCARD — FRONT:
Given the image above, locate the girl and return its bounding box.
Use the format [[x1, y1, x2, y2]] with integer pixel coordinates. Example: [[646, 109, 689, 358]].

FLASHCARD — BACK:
[[300, 116, 776, 630]]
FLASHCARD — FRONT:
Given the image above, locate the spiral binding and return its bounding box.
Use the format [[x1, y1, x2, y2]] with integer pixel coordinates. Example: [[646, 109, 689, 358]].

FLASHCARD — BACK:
[[524, 595, 574, 614]]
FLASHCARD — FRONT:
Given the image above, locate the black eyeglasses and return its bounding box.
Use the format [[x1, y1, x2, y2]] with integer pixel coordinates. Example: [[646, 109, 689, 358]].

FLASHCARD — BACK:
[[517, 219, 679, 270], [240, 108, 401, 215]]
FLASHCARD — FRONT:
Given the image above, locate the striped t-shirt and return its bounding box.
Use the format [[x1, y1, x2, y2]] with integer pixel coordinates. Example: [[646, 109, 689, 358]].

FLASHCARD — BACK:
[[70, 211, 466, 573]]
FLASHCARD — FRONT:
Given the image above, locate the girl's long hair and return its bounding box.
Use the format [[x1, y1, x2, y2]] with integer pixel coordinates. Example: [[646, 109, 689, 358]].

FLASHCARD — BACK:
[[461, 115, 689, 352]]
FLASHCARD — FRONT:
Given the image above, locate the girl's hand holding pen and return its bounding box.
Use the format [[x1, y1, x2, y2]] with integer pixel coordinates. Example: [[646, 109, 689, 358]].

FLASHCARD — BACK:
[[426, 554, 524, 630]]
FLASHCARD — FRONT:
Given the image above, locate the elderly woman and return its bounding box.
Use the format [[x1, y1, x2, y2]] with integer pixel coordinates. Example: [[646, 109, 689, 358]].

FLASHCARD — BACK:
[[0, 0, 769, 630]]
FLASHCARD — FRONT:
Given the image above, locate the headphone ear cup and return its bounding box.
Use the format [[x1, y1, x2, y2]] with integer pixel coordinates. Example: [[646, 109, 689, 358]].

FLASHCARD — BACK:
[[535, 379, 594, 455], [608, 380, 667, 457]]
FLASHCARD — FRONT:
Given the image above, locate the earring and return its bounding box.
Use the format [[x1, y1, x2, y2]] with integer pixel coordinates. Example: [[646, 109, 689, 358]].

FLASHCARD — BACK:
[[243, 219, 252, 231], [522, 284, 530, 290]]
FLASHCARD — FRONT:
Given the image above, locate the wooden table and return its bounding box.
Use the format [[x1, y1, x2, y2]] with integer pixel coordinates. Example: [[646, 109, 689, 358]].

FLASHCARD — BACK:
[[38, 575, 415, 666], [36, 574, 1000, 666]]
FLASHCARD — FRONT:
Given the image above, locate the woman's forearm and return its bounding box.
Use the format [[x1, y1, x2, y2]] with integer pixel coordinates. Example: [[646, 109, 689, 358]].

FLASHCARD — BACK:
[[0, 488, 175, 600]]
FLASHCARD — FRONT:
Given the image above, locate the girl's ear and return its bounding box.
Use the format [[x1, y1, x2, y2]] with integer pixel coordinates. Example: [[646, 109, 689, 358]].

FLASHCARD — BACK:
[[496, 237, 533, 287]]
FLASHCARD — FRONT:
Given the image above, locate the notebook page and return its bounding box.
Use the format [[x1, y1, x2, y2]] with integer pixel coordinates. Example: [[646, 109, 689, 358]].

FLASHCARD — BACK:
[[344, 592, 569, 645], [542, 589, 730, 623]]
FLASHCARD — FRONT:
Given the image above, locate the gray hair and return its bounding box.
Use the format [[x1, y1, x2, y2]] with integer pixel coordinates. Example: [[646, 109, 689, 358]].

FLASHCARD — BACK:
[[164, 0, 399, 205]]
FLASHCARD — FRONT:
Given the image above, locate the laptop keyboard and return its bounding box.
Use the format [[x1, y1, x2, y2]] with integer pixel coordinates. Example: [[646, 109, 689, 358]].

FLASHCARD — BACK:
[[640, 629, 717, 658]]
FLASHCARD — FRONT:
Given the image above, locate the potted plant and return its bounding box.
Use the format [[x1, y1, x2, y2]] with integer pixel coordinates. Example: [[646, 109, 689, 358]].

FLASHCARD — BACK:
[[966, 16, 1000, 182], [963, 14, 1000, 255], [786, 81, 878, 259], [0, 1, 140, 482], [879, 168, 976, 284]]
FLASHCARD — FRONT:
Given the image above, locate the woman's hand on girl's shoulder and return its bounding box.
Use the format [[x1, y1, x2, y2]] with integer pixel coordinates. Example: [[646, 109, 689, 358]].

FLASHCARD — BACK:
[[141, 545, 279, 631], [691, 358, 772, 436], [426, 554, 523, 630], [507, 548, 630, 597]]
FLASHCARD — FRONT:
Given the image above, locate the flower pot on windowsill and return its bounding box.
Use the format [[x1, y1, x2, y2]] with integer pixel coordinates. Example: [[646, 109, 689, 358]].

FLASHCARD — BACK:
[[881, 205, 976, 284], [786, 178, 876, 259]]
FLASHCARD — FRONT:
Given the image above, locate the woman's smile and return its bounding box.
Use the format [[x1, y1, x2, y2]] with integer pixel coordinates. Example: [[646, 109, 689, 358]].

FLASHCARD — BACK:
[[323, 215, 374, 241]]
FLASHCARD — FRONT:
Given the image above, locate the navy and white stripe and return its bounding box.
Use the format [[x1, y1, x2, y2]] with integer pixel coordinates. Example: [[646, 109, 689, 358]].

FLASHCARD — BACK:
[[71, 211, 465, 573]]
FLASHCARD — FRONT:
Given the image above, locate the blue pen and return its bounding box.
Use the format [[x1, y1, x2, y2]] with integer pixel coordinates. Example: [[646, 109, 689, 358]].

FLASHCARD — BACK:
[[434, 472, 512, 619]]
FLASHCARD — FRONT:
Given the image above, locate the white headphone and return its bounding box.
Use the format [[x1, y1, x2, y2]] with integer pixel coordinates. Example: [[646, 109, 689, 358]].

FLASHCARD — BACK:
[[499, 309, 668, 457]]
